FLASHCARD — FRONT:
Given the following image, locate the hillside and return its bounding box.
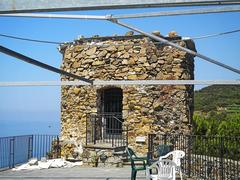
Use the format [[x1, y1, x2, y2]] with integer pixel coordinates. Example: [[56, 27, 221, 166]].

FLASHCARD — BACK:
[[194, 85, 240, 112]]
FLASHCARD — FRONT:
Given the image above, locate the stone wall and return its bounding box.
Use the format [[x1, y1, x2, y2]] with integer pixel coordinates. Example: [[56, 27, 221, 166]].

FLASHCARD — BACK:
[[59, 32, 195, 156]]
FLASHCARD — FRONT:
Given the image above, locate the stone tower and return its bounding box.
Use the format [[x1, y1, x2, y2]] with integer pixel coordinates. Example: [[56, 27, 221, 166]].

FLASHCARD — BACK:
[[59, 32, 195, 156]]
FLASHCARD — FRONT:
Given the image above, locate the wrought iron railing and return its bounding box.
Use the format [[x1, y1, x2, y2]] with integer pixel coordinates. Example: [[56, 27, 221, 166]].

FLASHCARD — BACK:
[[86, 113, 128, 147], [0, 134, 60, 170], [148, 134, 240, 180]]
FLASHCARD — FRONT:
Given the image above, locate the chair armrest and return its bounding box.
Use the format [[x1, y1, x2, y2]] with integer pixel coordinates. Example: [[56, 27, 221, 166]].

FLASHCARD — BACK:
[[134, 156, 148, 161], [159, 152, 172, 160], [132, 157, 147, 167], [148, 161, 158, 169]]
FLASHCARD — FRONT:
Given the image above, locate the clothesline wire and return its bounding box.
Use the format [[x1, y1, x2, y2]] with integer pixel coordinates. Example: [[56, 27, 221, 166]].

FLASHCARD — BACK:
[[0, 28, 240, 46]]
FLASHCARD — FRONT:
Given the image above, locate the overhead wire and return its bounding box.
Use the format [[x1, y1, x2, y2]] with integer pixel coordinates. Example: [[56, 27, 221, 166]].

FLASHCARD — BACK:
[[0, 33, 61, 45], [191, 29, 240, 40], [0, 28, 240, 46]]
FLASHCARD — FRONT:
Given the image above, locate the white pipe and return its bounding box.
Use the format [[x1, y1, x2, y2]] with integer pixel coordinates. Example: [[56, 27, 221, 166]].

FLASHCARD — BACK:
[[0, 80, 239, 87], [0, 13, 107, 20]]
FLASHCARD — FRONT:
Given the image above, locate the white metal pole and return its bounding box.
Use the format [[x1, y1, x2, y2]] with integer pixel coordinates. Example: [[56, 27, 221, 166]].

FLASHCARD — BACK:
[[0, 80, 239, 87], [1, 6, 240, 19], [113, 6, 240, 19], [0, 13, 106, 20]]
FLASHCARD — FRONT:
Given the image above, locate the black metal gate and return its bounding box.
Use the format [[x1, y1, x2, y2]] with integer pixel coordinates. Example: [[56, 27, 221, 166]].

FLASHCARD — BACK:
[[101, 88, 123, 135], [86, 113, 128, 147], [85, 88, 128, 147]]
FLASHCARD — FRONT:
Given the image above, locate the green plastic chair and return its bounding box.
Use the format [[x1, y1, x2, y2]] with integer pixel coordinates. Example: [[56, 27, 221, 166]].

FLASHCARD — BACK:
[[126, 147, 148, 180]]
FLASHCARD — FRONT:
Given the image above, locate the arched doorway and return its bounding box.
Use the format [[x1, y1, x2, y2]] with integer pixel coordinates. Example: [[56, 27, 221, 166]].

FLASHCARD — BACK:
[[100, 87, 123, 135]]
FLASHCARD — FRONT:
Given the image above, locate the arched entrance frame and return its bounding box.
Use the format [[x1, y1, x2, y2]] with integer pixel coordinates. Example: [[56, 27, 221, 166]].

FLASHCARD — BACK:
[[97, 87, 123, 137]]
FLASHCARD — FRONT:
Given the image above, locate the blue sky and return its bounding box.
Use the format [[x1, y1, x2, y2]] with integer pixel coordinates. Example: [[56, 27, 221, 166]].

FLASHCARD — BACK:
[[0, 7, 239, 136]]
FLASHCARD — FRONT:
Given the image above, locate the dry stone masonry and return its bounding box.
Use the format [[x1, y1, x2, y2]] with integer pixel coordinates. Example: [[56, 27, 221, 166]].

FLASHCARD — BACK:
[[59, 31, 196, 157]]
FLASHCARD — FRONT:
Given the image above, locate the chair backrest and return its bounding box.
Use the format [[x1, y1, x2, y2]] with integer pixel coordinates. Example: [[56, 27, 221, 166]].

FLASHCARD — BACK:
[[157, 159, 176, 180], [126, 147, 137, 159], [126, 147, 146, 172], [171, 150, 185, 167], [159, 150, 185, 167]]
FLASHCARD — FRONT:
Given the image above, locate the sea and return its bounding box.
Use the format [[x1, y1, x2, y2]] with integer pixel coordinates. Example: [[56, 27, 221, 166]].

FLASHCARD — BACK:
[[0, 110, 60, 169], [0, 111, 60, 137]]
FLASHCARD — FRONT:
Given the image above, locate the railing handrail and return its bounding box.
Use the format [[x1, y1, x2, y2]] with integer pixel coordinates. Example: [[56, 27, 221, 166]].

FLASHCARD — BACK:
[[0, 134, 59, 170], [0, 134, 33, 139], [148, 133, 240, 138], [89, 112, 126, 127]]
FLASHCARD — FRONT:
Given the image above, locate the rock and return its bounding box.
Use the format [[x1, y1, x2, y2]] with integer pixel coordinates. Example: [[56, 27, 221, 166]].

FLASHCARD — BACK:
[[128, 58, 136, 65], [172, 68, 183, 73], [156, 72, 164, 79], [153, 99, 164, 111], [173, 58, 182, 64], [138, 74, 148, 80], [82, 59, 94, 64], [139, 48, 146, 55], [86, 47, 97, 56], [75, 53, 83, 59], [128, 74, 138, 80], [125, 31, 134, 36], [150, 55, 158, 63], [73, 88, 81, 95], [92, 60, 105, 66], [28, 158, 38, 166], [138, 57, 147, 63], [168, 31, 178, 37], [158, 60, 165, 64], [122, 52, 130, 58], [122, 59, 128, 65], [64, 52, 72, 59], [182, 72, 191, 79], [72, 61, 80, 68], [134, 67, 142, 72], [106, 46, 117, 52], [152, 30, 161, 36], [118, 45, 125, 51]]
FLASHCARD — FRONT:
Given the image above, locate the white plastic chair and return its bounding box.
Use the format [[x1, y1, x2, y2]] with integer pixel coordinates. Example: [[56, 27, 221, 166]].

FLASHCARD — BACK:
[[146, 159, 177, 180], [159, 150, 185, 180]]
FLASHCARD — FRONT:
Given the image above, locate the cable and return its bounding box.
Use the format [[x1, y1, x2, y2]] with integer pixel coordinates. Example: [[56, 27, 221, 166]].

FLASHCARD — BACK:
[[191, 29, 240, 40], [0, 28, 240, 46], [0, 33, 61, 45]]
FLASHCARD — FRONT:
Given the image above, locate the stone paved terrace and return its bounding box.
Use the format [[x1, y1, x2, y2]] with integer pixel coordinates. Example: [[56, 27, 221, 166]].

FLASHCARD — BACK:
[[0, 166, 146, 180]]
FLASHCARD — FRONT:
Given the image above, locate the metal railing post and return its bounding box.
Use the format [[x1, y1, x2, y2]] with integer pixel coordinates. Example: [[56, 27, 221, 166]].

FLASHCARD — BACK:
[[28, 135, 33, 159], [112, 133, 114, 147], [187, 135, 192, 178], [94, 117, 97, 144], [9, 138, 15, 168], [56, 136, 61, 158], [147, 134, 152, 163], [86, 114, 88, 146], [220, 136, 224, 180], [126, 125, 128, 147], [147, 133, 156, 162], [163, 134, 167, 145]]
